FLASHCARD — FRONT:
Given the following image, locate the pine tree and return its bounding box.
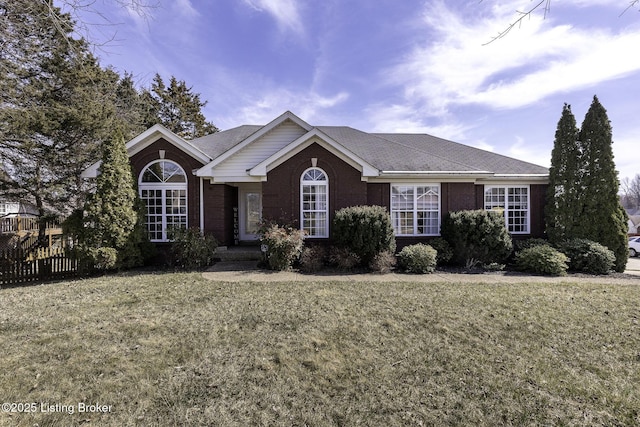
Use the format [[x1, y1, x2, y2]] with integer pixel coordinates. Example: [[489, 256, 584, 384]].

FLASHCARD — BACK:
[[576, 96, 628, 272], [146, 74, 218, 139], [84, 130, 138, 257], [545, 104, 581, 243]]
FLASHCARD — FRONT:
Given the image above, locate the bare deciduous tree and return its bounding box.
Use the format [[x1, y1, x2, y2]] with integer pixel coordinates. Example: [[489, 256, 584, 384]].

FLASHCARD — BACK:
[[621, 174, 640, 210], [483, 0, 640, 45]]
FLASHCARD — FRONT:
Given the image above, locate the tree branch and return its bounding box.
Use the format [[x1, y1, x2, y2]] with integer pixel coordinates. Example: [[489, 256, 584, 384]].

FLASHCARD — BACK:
[[483, 0, 639, 45], [483, 0, 550, 45]]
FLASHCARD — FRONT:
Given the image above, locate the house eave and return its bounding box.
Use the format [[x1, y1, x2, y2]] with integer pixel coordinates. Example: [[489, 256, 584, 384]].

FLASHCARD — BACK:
[[379, 171, 494, 179], [483, 174, 549, 182]]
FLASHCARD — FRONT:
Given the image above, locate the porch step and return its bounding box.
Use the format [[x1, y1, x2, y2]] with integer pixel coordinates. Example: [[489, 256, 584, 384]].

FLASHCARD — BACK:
[[215, 246, 263, 262]]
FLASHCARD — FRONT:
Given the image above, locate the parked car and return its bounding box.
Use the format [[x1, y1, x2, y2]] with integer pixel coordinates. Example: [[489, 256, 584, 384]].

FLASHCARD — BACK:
[[629, 236, 640, 257]]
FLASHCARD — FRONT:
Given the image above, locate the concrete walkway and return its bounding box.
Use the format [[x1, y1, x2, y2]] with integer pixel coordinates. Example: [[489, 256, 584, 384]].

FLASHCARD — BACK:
[[203, 257, 640, 284]]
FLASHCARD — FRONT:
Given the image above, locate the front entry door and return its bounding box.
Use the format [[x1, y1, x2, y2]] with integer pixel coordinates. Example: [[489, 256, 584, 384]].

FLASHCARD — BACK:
[[239, 186, 262, 241]]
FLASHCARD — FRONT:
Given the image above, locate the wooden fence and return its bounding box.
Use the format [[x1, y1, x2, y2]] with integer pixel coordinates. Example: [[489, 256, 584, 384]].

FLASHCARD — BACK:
[[0, 247, 79, 287]]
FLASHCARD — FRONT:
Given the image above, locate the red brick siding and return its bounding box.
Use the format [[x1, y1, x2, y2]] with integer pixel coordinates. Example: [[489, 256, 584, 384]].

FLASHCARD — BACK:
[[441, 183, 476, 213], [202, 183, 237, 246], [366, 183, 390, 207], [263, 143, 367, 237], [129, 138, 205, 233], [529, 184, 547, 238]]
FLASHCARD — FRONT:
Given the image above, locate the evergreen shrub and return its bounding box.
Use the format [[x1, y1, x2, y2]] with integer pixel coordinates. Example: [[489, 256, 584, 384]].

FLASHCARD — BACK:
[[84, 247, 119, 272], [441, 210, 513, 266], [515, 245, 569, 276], [514, 238, 549, 252], [168, 227, 218, 270], [260, 223, 305, 271], [397, 244, 437, 274], [332, 205, 395, 264], [557, 238, 615, 275], [428, 237, 453, 265]]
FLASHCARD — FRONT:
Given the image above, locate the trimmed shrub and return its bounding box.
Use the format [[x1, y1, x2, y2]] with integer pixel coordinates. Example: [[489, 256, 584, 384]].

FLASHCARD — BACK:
[[168, 227, 218, 270], [514, 238, 549, 252], [84, 247, 118, 272], [299, 245, 327, 273], [515, 245, 569, 276], [328, 246, 361, 271], [557, 238, 615, 275], [369, 250, 397, 274], [260, 223, 305, 271], [428, 237, 453, 265], [441, 210, 513, 266], [398, 244, 437, 274], [332, 205, 395, 264]]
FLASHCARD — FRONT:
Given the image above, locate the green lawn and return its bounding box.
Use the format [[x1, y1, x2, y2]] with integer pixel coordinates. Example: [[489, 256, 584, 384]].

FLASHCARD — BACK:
[[1, 272, 639, 426]]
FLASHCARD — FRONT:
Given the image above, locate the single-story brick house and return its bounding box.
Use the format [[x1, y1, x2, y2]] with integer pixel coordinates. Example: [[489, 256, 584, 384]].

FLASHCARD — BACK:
[[84, 111, 549, 247]]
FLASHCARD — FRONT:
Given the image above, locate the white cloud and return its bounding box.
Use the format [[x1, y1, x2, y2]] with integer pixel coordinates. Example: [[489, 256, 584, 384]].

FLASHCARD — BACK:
[[384, 1, 640, 118], [366, 103, 470, 139], [242, 0, 304, 35], [232, 88, 349, 125], [507, 136, 551, 168]]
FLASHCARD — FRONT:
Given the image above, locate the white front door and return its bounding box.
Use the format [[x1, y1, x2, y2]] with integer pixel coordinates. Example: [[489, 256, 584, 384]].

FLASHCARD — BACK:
[[239, 186, 262, 240]]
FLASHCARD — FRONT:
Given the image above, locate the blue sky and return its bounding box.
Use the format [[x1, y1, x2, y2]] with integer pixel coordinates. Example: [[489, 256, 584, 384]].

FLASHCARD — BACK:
[[64, 0, 640, 180]]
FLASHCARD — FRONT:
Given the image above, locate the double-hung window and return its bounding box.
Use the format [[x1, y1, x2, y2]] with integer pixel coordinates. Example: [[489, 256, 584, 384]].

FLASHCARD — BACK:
[[301, 167, 328, 238], [391, 184, 440, 236], [139, 160, 188, 242], [484, 185, 529, 234]]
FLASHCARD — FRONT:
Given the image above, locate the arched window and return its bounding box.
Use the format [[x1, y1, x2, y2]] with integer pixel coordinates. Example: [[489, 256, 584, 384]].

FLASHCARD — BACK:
[[301, 167, 328, 238], [139, 160, 188, 241]]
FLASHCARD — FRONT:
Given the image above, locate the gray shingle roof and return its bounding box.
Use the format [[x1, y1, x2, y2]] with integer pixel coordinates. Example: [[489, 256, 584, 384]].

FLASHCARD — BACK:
[[372, 132, 549, 174], [317, 126, 548, 174], [188, 122, 548, 175], [189, 125, 262, 159]]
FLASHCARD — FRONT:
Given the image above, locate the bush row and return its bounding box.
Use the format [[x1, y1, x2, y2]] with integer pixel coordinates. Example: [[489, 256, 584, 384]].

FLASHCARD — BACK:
[[261, 206, 444, 274], [514, 238, 615, 276]]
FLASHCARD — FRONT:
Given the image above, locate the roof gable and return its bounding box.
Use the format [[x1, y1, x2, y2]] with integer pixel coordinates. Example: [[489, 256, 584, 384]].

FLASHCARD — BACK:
[[249, 128, 379, 178], [82, 124, 211, 178], [197, 111, 312, 178]]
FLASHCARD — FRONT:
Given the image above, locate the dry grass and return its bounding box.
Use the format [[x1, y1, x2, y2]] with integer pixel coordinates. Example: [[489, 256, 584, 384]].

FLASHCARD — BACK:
[[1, 272, 639, 426]]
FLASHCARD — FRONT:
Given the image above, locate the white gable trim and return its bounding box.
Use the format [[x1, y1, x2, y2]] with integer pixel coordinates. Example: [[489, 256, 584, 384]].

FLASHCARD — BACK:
[[126, 124, 211, 163], [249, 128, 379, 178], [196, 111, 312, 177], [82, 124, 211, 178]]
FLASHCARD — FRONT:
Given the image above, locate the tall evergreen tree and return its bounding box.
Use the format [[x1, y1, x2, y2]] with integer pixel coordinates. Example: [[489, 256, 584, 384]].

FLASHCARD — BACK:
[[83, 130, 138, 254], [146, 74, 218, 139], [545, 104, 581, 242], [0, 0, 115, 221], [576, 96, 628, 272]]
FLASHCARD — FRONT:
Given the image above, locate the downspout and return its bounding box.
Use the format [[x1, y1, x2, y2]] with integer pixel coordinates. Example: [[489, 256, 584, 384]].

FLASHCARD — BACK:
[[199, 177, 204, 232]]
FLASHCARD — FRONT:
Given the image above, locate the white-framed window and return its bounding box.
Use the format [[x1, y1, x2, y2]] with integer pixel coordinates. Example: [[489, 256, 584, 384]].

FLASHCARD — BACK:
[[484, 185, 530, 234], [391, 184, 440, 236], [301, 167, 328, 238], [139, 160, 188, 242]]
